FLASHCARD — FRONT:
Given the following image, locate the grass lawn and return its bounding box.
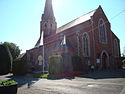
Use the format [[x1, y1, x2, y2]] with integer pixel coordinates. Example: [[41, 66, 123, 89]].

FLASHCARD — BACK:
[[39, 73, 49, 78], [39, 73, 61, 79]]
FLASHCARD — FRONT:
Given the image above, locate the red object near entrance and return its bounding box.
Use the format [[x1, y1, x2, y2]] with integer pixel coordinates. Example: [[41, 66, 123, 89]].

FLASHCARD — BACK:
[[56, 71, 86, 77], [102, 53, 107, 69]]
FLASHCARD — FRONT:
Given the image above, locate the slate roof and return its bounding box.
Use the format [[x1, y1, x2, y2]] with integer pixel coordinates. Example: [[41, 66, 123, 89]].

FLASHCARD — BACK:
[[16, 53, 26, 60], [56, 9, 96, 33]]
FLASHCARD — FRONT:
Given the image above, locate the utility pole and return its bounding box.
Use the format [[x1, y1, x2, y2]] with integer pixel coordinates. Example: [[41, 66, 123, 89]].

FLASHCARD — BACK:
[[42, 31, 45, 74]]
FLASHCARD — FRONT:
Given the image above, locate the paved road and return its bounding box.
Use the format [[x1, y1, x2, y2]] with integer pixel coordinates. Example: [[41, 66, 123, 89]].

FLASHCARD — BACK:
[[32, 78, 125, 94], [0, 69, 125, 94]]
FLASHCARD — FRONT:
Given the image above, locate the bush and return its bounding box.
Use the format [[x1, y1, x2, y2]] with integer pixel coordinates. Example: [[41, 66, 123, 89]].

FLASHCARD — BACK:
[[38, 73, 62, 79], [0, 45, 12, 75], [72, 56, 83, 71], [48, 55, 64, 75], [12, 54, 27, 75], [0, 80, 18, 94], [0, 80, 17, 87], [39, 73, 49, 78]]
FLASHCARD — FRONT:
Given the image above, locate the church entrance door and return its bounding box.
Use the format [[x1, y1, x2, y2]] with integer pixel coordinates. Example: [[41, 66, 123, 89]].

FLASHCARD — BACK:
[[101, 53, 107, 69]]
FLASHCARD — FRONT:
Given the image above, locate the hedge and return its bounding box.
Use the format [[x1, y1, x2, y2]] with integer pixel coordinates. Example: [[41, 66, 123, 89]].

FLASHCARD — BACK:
[[12, 54, 27, 75], [48, 55, 64, 75], [72, 55, 83, 71], [0, 45, 12, 75]]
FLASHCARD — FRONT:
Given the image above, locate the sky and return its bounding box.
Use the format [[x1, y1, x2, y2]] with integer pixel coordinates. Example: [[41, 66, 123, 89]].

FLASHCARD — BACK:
[[0, 0, 125, 54]]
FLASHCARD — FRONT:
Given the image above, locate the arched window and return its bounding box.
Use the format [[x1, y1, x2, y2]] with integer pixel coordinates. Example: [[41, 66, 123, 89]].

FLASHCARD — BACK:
[[98, 19, 107, 43], [83, 33, 90, 57], [114, 39, 119, 57]]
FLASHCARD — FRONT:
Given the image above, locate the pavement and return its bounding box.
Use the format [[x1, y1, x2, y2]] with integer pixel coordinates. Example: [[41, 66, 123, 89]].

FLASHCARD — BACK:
[[0, 69, 125, 94]]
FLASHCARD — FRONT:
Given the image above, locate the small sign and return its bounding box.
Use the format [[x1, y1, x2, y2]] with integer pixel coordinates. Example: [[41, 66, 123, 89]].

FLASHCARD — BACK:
[[38, 55, 42, 62], [38, 55, 43, 65], [96, 59, 100, 64]]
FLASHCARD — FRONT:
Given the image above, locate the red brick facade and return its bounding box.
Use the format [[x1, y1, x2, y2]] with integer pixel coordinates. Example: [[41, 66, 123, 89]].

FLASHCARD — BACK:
[[26, 0, 120, 72]]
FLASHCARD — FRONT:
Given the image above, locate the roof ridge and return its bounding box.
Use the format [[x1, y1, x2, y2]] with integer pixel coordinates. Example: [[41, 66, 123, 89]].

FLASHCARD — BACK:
[[57, 8, 97, 33]]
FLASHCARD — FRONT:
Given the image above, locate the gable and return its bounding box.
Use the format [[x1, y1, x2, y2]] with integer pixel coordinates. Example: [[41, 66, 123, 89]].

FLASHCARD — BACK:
[[93, 6, 110, 25]]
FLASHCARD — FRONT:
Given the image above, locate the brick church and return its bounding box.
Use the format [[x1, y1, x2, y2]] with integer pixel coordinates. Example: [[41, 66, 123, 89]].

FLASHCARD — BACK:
[[26, 0, 121, 72]]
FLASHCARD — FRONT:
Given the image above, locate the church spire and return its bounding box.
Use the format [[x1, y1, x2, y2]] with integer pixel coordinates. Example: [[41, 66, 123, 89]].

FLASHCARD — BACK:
[[40, 0, 57, 38], [42, 0, 55, 21]]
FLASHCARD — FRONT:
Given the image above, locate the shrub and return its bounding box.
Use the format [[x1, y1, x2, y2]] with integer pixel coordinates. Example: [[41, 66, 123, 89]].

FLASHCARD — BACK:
[[72, 56, 83, 71], [38, 73, 62, 79], [39, 73, 49, 78], [48, 55, 64, 75], [0, 80, 17, 87], [12, 54, 27, 75], [0, 80, 18, 94], [0, 45, 12, 75]]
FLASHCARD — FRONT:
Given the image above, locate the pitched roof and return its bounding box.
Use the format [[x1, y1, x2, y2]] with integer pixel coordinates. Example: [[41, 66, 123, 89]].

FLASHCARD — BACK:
[[56, 9, 96, 33], [16, 53, 26, 60]]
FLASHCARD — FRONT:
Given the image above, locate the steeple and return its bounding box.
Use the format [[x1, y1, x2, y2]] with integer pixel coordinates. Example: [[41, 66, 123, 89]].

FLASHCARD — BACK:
[[42, 0, 55, 21], [40, 0, 57, 38]]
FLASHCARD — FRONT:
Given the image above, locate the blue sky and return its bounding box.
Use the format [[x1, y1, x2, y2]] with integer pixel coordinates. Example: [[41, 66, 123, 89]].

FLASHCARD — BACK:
[[0, 0, 125, 54]]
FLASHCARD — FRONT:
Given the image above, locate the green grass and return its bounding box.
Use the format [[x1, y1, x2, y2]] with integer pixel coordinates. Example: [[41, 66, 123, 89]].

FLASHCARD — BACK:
[[0, 80, 17, 87], [39, 73, 49, 78], [39, 73, 62, 79]]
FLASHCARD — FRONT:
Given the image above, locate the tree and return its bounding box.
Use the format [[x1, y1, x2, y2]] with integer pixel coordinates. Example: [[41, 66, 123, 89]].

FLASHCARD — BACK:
[[0, 44, 12, 75], [2, 42, 20, 60]]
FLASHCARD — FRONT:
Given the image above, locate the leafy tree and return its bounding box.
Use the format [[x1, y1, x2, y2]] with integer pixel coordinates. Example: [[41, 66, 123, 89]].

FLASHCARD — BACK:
[[0, 44, 12, 75], [2, 42, 20, 60]]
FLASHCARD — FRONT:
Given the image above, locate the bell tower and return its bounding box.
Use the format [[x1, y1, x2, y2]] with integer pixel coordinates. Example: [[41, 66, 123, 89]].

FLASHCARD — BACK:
[[40, 0, 57, 38]]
